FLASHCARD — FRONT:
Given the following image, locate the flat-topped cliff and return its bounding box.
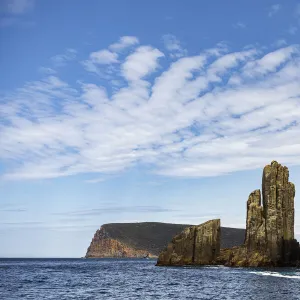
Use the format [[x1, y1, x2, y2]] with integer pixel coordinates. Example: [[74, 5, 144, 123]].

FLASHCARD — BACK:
[[85, 222, 245, 258], [156, 219, 221, 265]]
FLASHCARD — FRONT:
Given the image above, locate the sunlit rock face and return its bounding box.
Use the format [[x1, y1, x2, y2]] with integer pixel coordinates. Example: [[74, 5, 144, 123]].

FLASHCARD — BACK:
[[85, 226, 154, 258], [156, 219, 220, 266], [261, 161, 296, 263]]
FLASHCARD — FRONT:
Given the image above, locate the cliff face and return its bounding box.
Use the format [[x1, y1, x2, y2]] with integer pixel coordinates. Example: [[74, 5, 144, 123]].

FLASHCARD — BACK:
[[85, 222, 245, 258], [86, 226, 154, 258], [262, 161, 295, 262], [156, 161, 300, 267], [238, 161, 299, 266], [156, 219, 220, 266]]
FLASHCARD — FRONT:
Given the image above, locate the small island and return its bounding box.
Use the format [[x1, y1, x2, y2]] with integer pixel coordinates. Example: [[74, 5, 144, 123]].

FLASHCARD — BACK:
[[156, 161, 300, 267]]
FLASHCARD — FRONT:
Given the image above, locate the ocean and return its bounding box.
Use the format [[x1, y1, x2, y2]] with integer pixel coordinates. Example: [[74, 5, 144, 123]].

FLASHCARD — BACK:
[[0, 258, 299, 299]]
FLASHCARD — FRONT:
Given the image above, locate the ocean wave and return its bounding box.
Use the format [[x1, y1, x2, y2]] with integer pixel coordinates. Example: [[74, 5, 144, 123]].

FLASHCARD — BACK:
[[250, 271, 300, 279]]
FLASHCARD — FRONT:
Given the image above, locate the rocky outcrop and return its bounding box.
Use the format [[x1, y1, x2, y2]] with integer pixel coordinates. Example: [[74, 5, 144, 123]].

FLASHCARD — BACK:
[[85, 222, 245, 258], [262, 161, 296, 263], [156, 160, 300, 267], [156, 219, 220, 266], [245, 189, 266, 252], [221, 161, 300, 267], [239, 161, 299, 266]]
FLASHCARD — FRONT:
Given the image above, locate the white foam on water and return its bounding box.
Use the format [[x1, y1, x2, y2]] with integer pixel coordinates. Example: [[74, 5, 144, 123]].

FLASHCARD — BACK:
[[250, 271, 300, 279]]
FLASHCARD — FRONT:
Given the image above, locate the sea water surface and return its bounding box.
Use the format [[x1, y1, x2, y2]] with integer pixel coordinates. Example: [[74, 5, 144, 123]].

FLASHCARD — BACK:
[[0, 258, 300, 299]]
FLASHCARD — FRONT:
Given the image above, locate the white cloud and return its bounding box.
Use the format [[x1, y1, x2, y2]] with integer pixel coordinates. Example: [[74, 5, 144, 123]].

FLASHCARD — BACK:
[[109, 36, 139, 52], [82, 49, 119, 76], [82, 36, 140, 75], [122, 46, 164, 81], [2, 0, 34, 14], [1, 41, 300, 180], [162, 34, 187, 58], [240, 46, 298, 78], [268, 4, 281, 17], [89, 49, 118, 64]]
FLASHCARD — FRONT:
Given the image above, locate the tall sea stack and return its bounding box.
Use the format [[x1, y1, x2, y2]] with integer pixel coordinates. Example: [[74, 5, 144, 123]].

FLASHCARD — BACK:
[[244, 161, 298, 265], [156, 161, 300, 267]]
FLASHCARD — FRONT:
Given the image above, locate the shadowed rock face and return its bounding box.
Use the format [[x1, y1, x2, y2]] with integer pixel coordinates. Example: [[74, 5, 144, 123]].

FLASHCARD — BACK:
[[245, 189, 266, 252], [156, 219, 220, 266], [225, 161, 300, 267], [156, 161, 300, 267], [243, 161, 298, 265]]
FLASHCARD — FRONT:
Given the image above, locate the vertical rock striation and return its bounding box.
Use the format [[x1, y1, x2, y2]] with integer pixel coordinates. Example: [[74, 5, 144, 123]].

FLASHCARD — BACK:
[[156, 219, 220, 266], [244, 189, 266, 252], [156, 160, 300, 267], [239, 161, 299, 266], [85, 226, 154, 258]]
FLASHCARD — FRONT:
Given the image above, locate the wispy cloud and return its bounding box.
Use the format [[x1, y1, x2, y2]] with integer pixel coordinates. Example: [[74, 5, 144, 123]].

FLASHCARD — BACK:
[[0, 204, 27, 212], [85, 173, 117, 183], [162, 34, 187, 58], [1, 0, 34, 14], [51, 49, 77, 67], [38, 67, 57, 75], [1, 221, 42, 225], [1, 37, 300, 180], [54, 206, 177, 216], [288, 25, 298, 35], [109, 36, 139, 52], [273, 39, 287, 47], [295, 4, 300, 18], [233, 22, 246, 29], [0, 208, 26, 212], [82, 36, 140, 76], [0, 0, 35, 28], [268, 4, 281, 17], [122, 46, 164, 81]]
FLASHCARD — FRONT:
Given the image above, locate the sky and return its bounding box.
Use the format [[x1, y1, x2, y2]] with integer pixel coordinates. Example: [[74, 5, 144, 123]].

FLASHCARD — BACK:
[[1, 0, 300, 257]]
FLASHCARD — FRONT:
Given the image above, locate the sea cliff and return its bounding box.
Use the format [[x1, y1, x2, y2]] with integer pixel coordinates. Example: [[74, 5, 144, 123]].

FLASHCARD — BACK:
[[85, 222, 245, 258]]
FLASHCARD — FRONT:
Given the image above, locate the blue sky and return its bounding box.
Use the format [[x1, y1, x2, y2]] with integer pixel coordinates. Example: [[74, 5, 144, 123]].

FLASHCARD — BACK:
[[1, 0, 300, 257]]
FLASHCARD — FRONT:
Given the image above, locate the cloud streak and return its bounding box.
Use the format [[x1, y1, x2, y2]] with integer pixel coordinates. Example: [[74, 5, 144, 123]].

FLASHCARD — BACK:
[[1, 0, 34, 14], [0, 0, 35, 28], [54, 206, 177, 216], [268, 4, 281, 17], [1, 37, 300, 180]]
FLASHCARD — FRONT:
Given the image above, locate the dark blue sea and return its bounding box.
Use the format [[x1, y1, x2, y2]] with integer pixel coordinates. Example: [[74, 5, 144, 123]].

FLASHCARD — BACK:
[[0, 258, 300, 300]]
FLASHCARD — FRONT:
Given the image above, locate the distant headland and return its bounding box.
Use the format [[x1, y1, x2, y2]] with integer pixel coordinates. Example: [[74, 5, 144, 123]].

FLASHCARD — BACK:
[[85, 223, 245, 259]]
